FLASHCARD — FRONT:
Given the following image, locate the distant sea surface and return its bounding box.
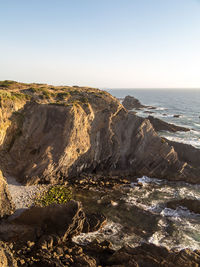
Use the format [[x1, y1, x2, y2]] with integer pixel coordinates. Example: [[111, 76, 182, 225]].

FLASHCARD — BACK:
[[106, 89, 200, 148]]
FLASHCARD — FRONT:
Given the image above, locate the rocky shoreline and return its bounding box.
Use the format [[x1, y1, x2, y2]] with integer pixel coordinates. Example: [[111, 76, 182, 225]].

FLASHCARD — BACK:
[[0, 81, 200, 266]]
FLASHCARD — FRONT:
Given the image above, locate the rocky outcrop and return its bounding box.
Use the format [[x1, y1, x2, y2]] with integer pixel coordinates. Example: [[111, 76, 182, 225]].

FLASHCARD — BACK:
[[5, 238, 200, 267], [0, 242, 17, 267], [0, 196, 199, 266], [105, 243, 200, 267], [0, 201, 107, 266], [0, 171, 15, 219], [0, 82, 199, 184], [165, 139, 200, 168], [5, 200, 106, 244], [166, 198, 200, 214], [147, 115, 190, 132], [13, 201, 85, 241], [122, 95, 145, 110]]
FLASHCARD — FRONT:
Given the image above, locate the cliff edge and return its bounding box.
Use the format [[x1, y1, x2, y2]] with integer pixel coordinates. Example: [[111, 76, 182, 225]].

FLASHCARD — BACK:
[[0, 81, 199, 184]]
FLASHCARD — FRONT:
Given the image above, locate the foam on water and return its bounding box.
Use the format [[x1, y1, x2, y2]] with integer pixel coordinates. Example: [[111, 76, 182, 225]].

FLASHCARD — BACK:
[[72, 221, 142, 250], [73, 176, 200, 251], [123, 176, 200, 250], [103, 89, 200, 250]]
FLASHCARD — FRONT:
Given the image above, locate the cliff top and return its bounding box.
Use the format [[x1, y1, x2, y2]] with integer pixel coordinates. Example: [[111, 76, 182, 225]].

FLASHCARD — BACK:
[[0, 80, 119, 109]]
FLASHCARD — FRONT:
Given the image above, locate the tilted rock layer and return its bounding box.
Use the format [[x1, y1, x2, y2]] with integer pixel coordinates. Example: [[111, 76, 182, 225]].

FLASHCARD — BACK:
[[0, 81, 199, 184]]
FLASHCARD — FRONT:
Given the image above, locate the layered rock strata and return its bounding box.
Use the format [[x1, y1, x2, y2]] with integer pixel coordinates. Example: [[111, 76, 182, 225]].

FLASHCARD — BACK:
[[122, 95, 146, 110], [147, 115, 190, 132], [0, 82, 199, 185]]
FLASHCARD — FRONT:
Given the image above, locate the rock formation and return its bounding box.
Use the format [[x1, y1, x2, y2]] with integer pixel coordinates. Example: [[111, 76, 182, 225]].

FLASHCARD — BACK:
[[164, 139, 200, 168], [0, 200, 200, 267], [122, 95, 146, 109], [0, 82, 199, 185], [0, 242, 17, 267], [147, 115, 190, 132], [166, 198, 200, 214], [0, 170, 15, 219], [0, 81, 200, 265]]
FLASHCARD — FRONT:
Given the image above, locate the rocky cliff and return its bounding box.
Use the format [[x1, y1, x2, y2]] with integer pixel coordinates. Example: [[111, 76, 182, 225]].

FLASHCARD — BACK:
[[0, 81, 199, 185], [0, 171, 15, 218]]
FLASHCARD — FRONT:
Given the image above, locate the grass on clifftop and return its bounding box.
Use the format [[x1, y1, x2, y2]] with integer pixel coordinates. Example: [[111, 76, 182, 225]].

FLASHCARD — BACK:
[[34, 185, 72, 207], [0, 80, 117, 109]]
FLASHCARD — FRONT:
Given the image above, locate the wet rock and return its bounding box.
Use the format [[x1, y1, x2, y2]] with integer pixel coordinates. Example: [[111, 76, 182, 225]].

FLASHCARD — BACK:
[[166, 198, 200, 214], [106, 243, 200, 267], [147, 115, 190, 132], [122, 95, 145, 110], [83, 213, 106, 233], [173, 114, 181, 118], [0, 170, 15, 219], [144, 110, 155, 114]]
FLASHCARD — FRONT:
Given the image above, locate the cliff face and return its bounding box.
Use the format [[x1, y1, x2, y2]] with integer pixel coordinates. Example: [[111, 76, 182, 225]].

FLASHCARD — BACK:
[[0, 171, 15, 218], [0, 81, 199, 184]]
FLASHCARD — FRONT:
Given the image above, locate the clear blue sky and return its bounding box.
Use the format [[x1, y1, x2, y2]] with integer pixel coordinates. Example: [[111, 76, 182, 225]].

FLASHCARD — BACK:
[[1, 0, 200, 88]]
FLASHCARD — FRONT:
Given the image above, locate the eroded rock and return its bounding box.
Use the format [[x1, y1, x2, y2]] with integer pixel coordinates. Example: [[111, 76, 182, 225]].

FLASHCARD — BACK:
[[166, 198, 200, 214], [122, 95, 145, 110], [147, 115, 190, 132], [0, 83, 199, 185], [0, 171, 15, 219]]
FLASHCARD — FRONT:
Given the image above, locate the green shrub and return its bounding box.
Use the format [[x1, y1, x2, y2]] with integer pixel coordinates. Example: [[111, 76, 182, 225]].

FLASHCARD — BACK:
[[56, 92, 69, 100], [34, 186, 72, 207], [0, 80, 16, 88]]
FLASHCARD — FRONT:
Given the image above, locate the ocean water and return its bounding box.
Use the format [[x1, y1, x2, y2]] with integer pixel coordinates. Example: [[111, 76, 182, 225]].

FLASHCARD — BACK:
[[73, 177, 200, 251], [73, 89, 200, 252], [106, 89, 200, 148]]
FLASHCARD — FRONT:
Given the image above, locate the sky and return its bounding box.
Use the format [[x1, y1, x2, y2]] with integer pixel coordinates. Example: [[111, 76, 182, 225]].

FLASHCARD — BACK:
[[0, 0, 200, 88]]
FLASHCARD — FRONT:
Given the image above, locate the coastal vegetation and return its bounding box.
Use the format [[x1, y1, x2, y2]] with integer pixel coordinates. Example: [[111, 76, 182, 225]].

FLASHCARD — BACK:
[[34, 185, 72, 207]]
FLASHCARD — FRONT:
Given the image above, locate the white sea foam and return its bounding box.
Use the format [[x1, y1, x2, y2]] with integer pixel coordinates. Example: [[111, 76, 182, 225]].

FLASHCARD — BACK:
[[137, 176, 163, 185], [72, 220, 143, 250]]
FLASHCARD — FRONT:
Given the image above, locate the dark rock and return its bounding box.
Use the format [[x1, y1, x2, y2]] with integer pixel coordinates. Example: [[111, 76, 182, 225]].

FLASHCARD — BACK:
[[83, 213, 106, 233], [106, 243, 200, 267], [165, 139, 200, 168], [144, 110, 155, 114], [147, 115, 190, 132], [174, 114, 181, 118], [166, 198, 200, 214], [147, 106, 157, 110], [122, 95, 145, 110], [13, 201, 85, 241]]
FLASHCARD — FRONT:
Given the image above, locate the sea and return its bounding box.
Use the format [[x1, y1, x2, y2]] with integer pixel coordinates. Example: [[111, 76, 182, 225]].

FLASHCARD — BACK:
[[73, 89, 200, 252], [106, 89, 200, 149]]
